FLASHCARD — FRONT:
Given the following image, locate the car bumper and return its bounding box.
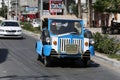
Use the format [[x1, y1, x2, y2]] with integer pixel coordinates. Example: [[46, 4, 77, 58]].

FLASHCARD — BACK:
[[50, 53, 82, 59], [0, 34, 22, 38], [0, 32, 23, 38], [50, 51, 90, 59]]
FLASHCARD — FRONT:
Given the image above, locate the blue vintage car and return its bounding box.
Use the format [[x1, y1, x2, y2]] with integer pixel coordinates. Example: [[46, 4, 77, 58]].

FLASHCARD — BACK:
[[35, 15, 95, 67]]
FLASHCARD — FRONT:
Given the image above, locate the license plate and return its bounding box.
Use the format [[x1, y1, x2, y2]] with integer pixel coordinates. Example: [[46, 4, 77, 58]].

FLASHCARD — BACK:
[[66, 44, 78, 54], [7, 32, 15, 35]]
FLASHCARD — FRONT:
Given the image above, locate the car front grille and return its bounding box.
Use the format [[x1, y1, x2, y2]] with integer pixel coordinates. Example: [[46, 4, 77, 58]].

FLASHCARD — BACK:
[[6, 30, 16, 32], [59, 38, 82, 53]]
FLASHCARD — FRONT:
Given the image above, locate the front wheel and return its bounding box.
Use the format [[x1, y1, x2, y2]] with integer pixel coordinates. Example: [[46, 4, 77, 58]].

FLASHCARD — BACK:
[[82, 57, 90, 67], [43, 56, 51, 67], [37, 54, 43, 62]]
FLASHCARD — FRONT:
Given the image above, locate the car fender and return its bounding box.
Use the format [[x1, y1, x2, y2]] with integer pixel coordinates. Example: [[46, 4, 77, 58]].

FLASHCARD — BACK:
[[89, 45, 95, 56], [43, 45, 52, 56], [36, 41, 43, 55]]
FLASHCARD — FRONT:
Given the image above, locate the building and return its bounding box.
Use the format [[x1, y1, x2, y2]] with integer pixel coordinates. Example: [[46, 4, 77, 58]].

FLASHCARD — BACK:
[[0, 0, 10, 8], [6, 0, 95, 25], [9, 0, 38, 20], [0, 0, 12, 19], [19, 0, 39, 21]]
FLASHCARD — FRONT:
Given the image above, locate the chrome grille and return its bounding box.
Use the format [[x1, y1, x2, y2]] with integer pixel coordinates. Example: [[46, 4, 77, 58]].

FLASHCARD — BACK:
[[60, 38, 70, 52], [60, 38, 82, 53], [6, 30, 16, 32], [73, 38, 82, 53]]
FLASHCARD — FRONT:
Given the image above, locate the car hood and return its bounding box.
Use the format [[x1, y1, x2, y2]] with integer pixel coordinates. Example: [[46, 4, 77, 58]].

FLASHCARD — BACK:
[[0, 26, 22, 30], [51, 33, 83, 40]]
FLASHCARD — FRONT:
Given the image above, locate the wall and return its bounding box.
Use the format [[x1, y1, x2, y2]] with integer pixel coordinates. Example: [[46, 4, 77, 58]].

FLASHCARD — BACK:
[[85, 28, 102, 33]]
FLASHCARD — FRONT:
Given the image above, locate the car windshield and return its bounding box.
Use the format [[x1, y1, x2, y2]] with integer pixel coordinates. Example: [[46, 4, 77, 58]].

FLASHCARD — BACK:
[[50, 20, 82, 35], [1, 22, 19, 27]]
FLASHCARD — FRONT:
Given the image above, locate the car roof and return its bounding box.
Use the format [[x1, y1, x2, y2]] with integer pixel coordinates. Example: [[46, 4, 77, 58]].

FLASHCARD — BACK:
[[41, 15, 81, 21]]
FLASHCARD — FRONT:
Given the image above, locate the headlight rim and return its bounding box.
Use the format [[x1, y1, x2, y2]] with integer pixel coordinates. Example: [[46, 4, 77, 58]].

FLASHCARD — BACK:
[[46, 37, 51, 43]]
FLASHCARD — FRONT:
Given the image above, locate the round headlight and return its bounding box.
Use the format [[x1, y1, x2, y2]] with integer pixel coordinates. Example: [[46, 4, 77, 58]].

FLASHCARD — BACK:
[[17, 30, 22, 32], [0, 29, 4, 32], [46, 37, 51, 43]]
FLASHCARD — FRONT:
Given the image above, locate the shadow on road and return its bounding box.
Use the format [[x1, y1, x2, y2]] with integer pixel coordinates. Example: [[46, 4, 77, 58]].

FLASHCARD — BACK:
[[38, 59, 100, 68], [0, 48, 8, 63], [57, 60, 100, 68], [0, 37, 26, 40], [0, 75, 59, 80]]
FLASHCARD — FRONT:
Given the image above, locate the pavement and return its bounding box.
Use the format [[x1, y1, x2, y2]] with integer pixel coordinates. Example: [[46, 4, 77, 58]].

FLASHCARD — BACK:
[[23, 30, 120, 69], [93, 52, 120, 69]]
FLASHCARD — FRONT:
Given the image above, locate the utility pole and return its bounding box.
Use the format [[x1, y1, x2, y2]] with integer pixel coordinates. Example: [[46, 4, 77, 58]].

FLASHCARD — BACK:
[[40, 0, 43, 31], [16, 0, 18, 20], [89, 0, 92, 27], [87, 0, 92, 27], [78, 0, 81, 19], [7, 0, 10, 19], [87, 0, 90, 27], [64, 0, 67, 15], [2, 0, 5, 18]]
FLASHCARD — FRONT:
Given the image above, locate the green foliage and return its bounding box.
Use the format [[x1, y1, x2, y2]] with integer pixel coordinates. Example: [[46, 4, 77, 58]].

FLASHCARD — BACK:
[[109, 54, 120, 61], [93, 32, 120, 55], [0, 6, 7, 18], [93, 32, 103, 51], [20, 22, 40, 33], [93, 0, 110, 12], [71, 4, 78, 16], [93, 0, 120, 13]]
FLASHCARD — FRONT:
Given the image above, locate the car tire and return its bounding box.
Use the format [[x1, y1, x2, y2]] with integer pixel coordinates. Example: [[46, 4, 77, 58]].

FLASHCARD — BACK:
[[82, 57, 90, 67], [37, 54, 42, 61], [43, 56, 51, 67]]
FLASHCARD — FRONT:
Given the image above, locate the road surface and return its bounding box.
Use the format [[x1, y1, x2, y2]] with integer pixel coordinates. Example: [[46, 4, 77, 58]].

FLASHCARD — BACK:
[[0, 33, 120, 80]]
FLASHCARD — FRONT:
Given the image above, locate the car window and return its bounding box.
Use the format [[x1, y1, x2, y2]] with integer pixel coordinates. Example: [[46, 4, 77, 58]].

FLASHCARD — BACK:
[[1, 22, 19, 27], [50, 20, 82, 35], [84, 30, 93, 38]]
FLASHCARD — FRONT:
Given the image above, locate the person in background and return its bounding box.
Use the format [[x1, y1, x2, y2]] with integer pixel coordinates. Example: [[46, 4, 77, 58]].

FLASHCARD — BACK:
[[111, 18, 114, 27]]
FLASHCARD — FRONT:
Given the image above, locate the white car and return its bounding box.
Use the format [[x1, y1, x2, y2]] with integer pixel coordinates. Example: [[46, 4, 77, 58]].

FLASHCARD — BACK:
[[0, 20, 23, 38], [31, 19, 40, 27]]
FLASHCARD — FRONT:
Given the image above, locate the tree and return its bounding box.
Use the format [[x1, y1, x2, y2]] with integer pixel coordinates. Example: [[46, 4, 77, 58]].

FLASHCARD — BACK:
[[0, 5, 7, 19], [107, 0, 120, 13], [93, 0, 120, 13], [93, 0, 120, 27]]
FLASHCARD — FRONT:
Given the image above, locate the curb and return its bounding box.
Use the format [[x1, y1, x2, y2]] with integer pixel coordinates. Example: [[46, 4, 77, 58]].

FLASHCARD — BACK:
[[93, 52, 120, 68], [23, 30, 40, 39], [23, 29, 120, 68]]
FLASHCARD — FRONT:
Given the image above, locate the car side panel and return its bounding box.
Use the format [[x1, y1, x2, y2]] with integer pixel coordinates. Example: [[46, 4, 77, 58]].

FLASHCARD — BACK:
[[36, 41, 43, 55], [43, 45, 52, 56]]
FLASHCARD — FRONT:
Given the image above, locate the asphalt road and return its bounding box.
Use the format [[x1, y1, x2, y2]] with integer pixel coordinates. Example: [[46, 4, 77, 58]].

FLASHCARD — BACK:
[[0, 33, 120, 80]]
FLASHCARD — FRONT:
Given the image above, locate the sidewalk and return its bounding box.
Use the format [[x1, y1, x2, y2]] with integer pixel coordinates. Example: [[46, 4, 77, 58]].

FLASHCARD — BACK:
[[93, 51, 120, 68], [23, 29, 120, 68]]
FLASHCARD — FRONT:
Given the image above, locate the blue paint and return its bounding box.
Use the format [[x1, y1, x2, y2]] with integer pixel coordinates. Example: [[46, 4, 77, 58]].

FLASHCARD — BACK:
[[36, 18, 95, 58], [89, 45, 95, 56], [36, 41, 43, 55], [43, 45, 52, 56]]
